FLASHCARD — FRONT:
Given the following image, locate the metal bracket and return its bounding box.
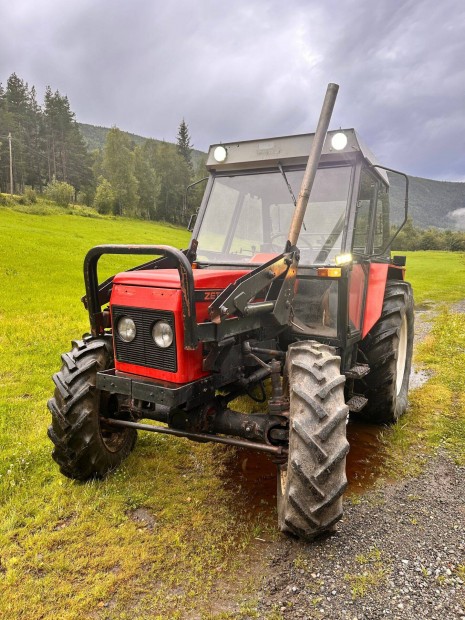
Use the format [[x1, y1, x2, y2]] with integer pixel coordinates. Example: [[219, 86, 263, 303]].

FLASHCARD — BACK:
[[208, 251, 299, 328]]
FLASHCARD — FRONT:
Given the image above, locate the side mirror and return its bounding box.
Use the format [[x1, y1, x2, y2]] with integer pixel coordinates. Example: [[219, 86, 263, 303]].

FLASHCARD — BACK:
[[184, 176, 208, 229], [187, 213, 197, 232]]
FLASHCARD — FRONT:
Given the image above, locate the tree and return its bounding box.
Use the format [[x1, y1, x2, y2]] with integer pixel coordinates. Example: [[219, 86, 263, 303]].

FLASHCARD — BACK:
[[134, 141, 159, 219], [44, 179, 74, 206], [26, 86, 46, 190], [391, 218, 419, 251], [93, 176, 116, 214], [154, 141, 191, 223], [102, 127, 138, 216], [2, 74, 41, 193], [0, 73, 93, 195], [43, 86, 92, 193], [176, 119, 193, 172]]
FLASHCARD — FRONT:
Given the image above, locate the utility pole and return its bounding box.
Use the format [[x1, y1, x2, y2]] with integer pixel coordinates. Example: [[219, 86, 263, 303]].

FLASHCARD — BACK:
[[8, 132, 13, 195]]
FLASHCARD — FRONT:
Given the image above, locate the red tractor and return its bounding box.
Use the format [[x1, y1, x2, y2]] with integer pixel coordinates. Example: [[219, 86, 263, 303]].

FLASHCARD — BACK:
[[48, 84, 413, 539]]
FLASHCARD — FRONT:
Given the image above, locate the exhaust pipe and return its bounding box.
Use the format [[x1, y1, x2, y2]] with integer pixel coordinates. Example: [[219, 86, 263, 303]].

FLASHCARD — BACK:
[[287, 83, 339, 246]]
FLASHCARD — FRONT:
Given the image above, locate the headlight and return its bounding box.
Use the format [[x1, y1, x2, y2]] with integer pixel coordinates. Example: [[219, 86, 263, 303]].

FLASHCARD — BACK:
[[331, 132, 348, 151], [213, 145, 227, 162], [152, 321, 174, 348], [117, 316, 136, 342], [335, 252, 353, 266]]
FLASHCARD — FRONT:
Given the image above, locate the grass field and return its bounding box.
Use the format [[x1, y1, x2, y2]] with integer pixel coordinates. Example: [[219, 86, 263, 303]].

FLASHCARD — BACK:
[[0, 205, 266, 620], [377, 251, 465, 477], [1, 202, 465, 619]]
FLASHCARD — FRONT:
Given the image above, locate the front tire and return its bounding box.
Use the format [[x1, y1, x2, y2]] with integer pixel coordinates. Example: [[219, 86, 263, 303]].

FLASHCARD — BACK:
[[47, 335, 136, 480], [356, 280, 414, 424], [277, 341, 349, 540]]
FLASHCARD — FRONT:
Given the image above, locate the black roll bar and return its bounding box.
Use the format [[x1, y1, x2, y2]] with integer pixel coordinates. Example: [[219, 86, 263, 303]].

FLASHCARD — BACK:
[[83, 245, 198, 350]]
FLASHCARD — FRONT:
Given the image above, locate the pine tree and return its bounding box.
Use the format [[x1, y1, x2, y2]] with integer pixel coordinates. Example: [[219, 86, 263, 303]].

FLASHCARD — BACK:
[[43, 87, 92, 194], [4, 73, 35, 192], [176, 119, 193, 172], [26, 86, 45, 190], [0, 83, 8, 192]]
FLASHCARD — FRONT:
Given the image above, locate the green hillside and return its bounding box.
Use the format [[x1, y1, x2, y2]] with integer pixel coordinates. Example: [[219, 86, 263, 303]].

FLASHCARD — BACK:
[[78, 122, 147, 151], [390, 173, 465, 231], [78, 122, 206, 169], [78, 122, 465, 231]]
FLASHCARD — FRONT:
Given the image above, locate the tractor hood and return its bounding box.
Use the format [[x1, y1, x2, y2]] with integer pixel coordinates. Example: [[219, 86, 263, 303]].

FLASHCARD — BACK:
[[112, 268, 248, 290]]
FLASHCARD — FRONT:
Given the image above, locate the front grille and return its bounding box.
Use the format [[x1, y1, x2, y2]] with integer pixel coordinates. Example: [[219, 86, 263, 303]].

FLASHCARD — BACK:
[[112, 306, 177, 373]]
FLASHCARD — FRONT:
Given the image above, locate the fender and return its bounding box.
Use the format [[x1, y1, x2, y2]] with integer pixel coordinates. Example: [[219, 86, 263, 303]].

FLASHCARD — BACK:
[[362, 264, 389, 338]]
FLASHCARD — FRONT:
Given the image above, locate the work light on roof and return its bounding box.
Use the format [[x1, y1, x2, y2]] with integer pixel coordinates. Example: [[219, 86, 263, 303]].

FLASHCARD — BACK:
[[213, 145, 228, 162], [331, 132, 348, 151]]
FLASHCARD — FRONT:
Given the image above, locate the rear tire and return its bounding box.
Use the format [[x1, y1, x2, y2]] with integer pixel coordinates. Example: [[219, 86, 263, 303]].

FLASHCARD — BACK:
[[277, 341, 349, 540], [47, 335, 136, 480], [356, 280, 414, 424]]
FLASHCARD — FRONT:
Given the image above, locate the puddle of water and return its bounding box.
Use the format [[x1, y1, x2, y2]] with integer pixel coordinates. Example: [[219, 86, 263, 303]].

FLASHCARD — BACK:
[[222, 419, 387, 516], [415, 300, 435, 311], [346, 420, 386, 493], [409, 367, 433, 390], [223, 448, 276, 517]]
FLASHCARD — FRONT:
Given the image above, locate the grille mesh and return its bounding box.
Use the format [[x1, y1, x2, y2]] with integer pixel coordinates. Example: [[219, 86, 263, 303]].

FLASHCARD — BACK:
[[112, 306, 177, 372]]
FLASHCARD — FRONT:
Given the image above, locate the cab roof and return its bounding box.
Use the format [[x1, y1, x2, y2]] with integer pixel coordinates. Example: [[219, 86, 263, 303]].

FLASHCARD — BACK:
[[206, 128, 388, 184]]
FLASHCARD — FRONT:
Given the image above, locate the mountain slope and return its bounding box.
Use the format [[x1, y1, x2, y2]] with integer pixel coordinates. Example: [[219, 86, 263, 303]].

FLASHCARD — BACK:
[[78, 123, 465, 231], [78, 122, 205, 167], [390, 174, 465, 230]]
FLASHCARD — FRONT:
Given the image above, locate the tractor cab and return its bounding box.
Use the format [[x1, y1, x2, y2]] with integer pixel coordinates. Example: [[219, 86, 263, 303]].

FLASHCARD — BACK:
[[192, 129, 406, 346], [196, 129, 389, 268]]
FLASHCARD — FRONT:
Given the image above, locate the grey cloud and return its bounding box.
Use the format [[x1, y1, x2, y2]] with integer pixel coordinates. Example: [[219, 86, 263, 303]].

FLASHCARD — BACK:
[[1, 0, 464, 180]]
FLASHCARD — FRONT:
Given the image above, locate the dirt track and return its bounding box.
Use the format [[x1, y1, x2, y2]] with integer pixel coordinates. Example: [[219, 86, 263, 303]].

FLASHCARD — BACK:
[[211, 303, 465, 619], [254, 453, 465, 619]]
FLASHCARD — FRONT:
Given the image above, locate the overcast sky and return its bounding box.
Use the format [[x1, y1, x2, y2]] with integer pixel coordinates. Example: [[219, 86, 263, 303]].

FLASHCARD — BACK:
[[1, 0, 464, 180]]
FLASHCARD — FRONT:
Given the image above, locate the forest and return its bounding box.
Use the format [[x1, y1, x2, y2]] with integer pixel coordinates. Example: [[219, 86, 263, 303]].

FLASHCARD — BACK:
[[1, 72, 465, 250], [0, 73, 204, 224]]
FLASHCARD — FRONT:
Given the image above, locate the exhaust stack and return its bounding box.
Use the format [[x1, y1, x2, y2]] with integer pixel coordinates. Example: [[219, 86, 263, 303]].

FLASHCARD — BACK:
[[287, 83, 339, 246]]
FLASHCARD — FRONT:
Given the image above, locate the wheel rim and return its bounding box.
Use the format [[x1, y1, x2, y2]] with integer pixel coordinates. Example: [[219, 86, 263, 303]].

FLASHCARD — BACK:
[[396, 314, 408, 396], [279, 467, 288, 495]]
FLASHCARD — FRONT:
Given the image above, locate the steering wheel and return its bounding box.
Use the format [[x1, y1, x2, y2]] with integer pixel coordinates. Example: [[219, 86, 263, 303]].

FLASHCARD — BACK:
[[269, 232, 314, 250]]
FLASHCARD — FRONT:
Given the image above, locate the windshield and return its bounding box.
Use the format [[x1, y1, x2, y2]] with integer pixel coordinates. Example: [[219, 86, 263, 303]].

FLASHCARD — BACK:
[[196, 166, 353, 266]]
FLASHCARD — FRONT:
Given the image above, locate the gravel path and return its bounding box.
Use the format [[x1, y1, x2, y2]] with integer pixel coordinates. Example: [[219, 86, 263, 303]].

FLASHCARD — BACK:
[[256, 453, 465, 619], [249, 303, 465, 619]]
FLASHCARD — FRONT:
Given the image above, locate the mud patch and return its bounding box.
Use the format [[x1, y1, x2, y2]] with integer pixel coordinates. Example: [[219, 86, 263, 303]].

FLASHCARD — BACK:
[[414, 307, 436, 346], [346, 420, 386, 493], [128, 507, 157, 530], [222, 420, 390, 521], [52, 513, 77, 531], [219, 302, 461, 528], [451, 299, 465, 313], [408, 304, 437, 390], [223, 448, 276, 517]]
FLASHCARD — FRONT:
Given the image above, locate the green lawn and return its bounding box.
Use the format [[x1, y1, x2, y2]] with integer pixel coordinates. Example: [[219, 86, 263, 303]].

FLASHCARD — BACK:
[[380, 251, 465, 476], [0, 206, 269, 620], [401, 250, 465, 304], [0, 204, 464, 619]]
